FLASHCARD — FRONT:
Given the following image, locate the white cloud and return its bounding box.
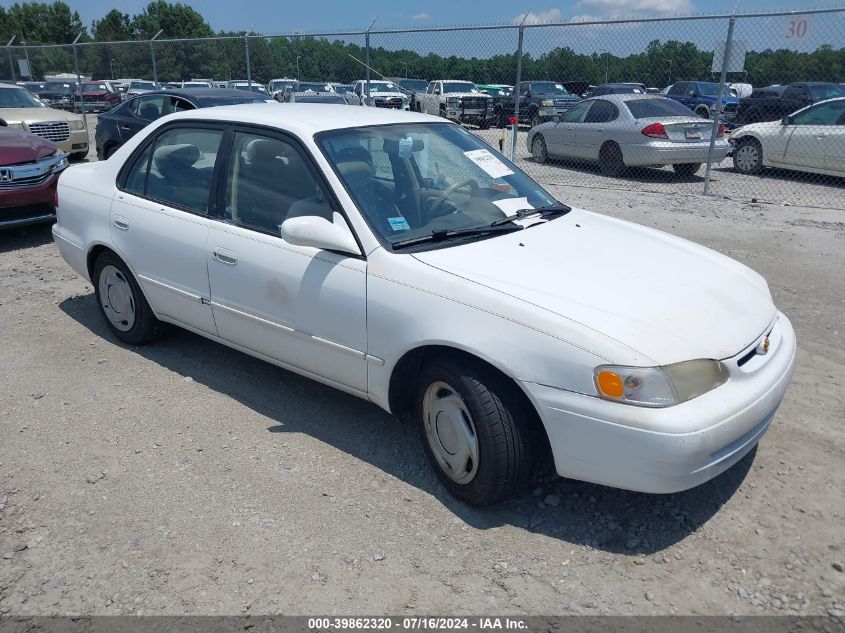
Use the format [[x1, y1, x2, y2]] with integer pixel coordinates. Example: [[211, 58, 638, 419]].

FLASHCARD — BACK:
[[513, 9, 563, 25], [578, 0, 692, 15], [412, 12, 430, 20]]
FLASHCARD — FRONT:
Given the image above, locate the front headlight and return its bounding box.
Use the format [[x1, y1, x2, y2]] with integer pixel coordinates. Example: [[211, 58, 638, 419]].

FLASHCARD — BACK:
[[540, 99, 554, 107], [52, 154, 69, 173], [4, 122, 24, 130], [594, 359, 729, 408], [68, 119, 85, 130]]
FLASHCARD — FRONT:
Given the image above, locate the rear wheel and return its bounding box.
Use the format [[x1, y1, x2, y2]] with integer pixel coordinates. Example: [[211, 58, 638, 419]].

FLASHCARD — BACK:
[[93, 251, 161, 345], [530, 112, 541, 128], [599, 142, 625, 177], [733, 138, 764, 175], [673, 162, 702, 178], [531, 135, 548, 164], [416, 358, 534, 505], [496, 110, 508, 129], [695, 105, 711, 118]]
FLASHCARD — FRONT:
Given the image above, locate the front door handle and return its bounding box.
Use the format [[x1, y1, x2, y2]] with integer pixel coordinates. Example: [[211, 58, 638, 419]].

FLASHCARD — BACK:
[[212, 249, 238, 266], [113, 217, 129, 230]]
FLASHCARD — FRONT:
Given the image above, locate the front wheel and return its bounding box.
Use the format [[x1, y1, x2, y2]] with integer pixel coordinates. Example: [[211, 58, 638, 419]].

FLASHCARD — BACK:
[[93, 251, 161, 345], [416, 359, 535, 506], [531, 135, 548, 164], [673, 162, 702, 178], [695, 105, 711, 119]]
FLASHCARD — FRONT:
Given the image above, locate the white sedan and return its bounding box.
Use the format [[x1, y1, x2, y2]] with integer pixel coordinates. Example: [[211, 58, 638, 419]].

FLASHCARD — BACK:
[[731, 97, 845, 177], [53, 104, 796, 505]]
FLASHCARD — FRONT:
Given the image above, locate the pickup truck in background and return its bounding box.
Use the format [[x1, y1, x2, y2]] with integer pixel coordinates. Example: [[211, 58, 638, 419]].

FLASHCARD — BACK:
[[492, 80, 582, 128], [416, 80, 494, 128], [346, 80, 409, 109], [387, 78, 429, 112], [666, 81, 740, 119], [733, 82, 845, 126]]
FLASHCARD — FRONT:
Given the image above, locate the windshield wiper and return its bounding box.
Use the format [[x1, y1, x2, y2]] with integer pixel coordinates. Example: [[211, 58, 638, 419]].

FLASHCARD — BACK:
[[489, 204, 572, 227], [392, 223, 524, 250]]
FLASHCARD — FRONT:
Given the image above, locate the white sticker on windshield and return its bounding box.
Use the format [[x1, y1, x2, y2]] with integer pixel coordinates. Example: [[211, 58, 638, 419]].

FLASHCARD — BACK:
[[492, 197, 532, 215], [464, 149, 514, 179], [388, 217, 410, 231], [398, 137, 413, 158]]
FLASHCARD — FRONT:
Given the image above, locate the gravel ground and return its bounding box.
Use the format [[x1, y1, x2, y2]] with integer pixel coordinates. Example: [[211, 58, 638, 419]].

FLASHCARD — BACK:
[[0, 132, 844, 617]]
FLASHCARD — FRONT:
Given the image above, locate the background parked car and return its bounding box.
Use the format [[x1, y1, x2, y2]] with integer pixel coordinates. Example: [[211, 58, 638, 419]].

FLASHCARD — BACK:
[[277, 81, 335, 103], [495, 80, 582, 129], [287, 93, 347, 104], [95, 88, 274, 159], [0, 83, 88, 159], [733, 82, 845, 126], [126, 80, 158, 97], [388, 77, 429, 111], [74, 80, 121, 113], [20, 81, 46, 93], [35, 80, 78, 110], [527, 94, 730, 178], [416, 80, 492, 126], [227, 81, 269, 96], [730, 97, 845, 178], [666, 80, 740, 119], [267, 78, 297, 99], [0, 125, 68, 228]]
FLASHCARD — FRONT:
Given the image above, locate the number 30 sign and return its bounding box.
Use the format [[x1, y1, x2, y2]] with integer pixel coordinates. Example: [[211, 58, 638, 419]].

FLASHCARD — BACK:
[[786, 18, 809, 39]]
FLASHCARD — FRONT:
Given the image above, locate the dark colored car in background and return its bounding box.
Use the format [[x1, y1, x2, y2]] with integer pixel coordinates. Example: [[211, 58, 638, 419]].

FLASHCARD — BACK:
[[585, 83, 647, 98], [733, 82, 845, 126], [20, 81, 46, 93], [74, 81, 122, 113], [36, 80, 78, 111], [390, 78, 428, 111], [666, 80, 740, 119], [94, 88, 273, 159], [495, 80, 582, 128], [0, 126, 68, 229]]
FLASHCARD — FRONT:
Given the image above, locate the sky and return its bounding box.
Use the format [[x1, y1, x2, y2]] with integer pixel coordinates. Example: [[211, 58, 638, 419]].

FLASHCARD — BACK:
[[4, 0, 842, 33]]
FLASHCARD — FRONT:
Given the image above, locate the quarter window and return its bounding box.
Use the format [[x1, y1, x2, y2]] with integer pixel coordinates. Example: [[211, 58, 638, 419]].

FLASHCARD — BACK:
[[224, 132, 328, 233]]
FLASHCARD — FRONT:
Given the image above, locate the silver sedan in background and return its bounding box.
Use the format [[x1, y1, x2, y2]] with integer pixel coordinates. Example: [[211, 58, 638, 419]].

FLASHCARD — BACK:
[[527, 94, 731, 178]]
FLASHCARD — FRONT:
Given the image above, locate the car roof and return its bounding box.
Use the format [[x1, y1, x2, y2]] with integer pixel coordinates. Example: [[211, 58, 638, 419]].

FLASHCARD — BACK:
[[164, 103, 435, 133], [162, 88, 265, 100], [588, 93, 670, 102]]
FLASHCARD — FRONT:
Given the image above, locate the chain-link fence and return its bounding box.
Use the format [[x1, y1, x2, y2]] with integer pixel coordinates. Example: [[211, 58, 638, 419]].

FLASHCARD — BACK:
[[3, 8, 844, 209]]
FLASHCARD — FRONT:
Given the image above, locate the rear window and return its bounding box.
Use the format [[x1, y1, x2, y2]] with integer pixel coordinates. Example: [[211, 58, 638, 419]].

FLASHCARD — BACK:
[[626, 98, 697, 118], [808, 84, 845, 101]]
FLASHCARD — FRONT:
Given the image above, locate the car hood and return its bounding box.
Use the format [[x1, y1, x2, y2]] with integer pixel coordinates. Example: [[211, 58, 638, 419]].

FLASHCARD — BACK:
[[411, 209, 775, 365], [445, 92, 490, 99], [0, 129, 58, 163], [0, 106, 75, 124], [369, 91, 405, 98]]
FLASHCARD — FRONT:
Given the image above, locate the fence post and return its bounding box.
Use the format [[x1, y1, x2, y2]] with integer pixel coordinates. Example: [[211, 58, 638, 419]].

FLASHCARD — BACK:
[[703, 12, 736, 196], [71, 33, 87, 131], [5, 36, 15, 82], [510, 22, 526, 161], [150, 29, 162, 84], [364, 16, 378, 104], [244, 34, 252, 88]]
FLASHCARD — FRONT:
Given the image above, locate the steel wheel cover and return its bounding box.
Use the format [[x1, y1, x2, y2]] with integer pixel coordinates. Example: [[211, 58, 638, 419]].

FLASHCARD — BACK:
[[98, 265, 136, 332], [533, 137, 546, 162], [735, 144, 760, 171], [422, 381, 480, 484]]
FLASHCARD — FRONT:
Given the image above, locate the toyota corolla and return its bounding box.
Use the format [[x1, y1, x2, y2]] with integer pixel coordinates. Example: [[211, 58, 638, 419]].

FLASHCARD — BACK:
[[52, 104, 796, 505]]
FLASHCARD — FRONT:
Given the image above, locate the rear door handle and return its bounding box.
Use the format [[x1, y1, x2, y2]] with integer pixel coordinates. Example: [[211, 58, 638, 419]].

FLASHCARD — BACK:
[[212, 249, 238, 266], [113, 217, 129, 230]]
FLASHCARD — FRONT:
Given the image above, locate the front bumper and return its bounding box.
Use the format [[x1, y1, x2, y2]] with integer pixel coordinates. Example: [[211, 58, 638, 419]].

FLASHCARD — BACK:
[[621, 139, 732, 166], [55, 129, 89, 156], [522, 312, 796, 494], [0, 172, 60, 228]]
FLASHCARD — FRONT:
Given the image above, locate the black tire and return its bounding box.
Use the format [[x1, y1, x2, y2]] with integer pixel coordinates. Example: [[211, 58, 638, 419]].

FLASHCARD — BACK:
[[416, 358, 535, 505], [531, 135, 548, 164], [104, 144, 119, 159], [495, 110, 507, 129], [479, 119, 490, 130], [92, 251, 161, 345], [673, 162, 702, 178], [69, 152, 88, 162], [599, 142, 625, 177], [733, 137, 764, 175], [695, 105, 711, 119], [530, 112, 541, 128]]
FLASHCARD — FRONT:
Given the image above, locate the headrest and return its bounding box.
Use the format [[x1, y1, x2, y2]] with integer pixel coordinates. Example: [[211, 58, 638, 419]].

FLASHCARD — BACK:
[[335, 146, 373, 165], [246, 138, 281, 164], [383, 136, 424, 155], [337, 160, 374, 183], [153, 144, 200, 172]]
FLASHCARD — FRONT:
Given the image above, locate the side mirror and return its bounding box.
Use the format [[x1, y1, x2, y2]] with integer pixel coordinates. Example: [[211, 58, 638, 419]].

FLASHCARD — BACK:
[[687, 89, 696, 97], [280, 213, 360, 256], [434, 88, 441, 95], [781, 116, 791, 126]]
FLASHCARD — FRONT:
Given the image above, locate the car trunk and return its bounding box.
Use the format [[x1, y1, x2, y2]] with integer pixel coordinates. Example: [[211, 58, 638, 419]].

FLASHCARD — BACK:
[[639, 116, 718, 143]]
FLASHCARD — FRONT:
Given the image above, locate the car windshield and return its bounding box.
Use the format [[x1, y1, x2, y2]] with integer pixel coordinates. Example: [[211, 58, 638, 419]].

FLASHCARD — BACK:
[[808, 84, 845, 100], [697, 83, 719, 97], [443, 82, 478, 93], [83, 83, 110, 92], [332, 85, 352, 94], [296, 82, 333, 92], [45, 82, 74, 91], [530, 82, 570, 94], [317, 122, 558, 249], [0, 87, 45, 108], [483, 87, 509, 96], [365, 82, 398, 92], [130, 81, 155, 90], [626, 98, 697, 118], [399, 79, 427, 91]]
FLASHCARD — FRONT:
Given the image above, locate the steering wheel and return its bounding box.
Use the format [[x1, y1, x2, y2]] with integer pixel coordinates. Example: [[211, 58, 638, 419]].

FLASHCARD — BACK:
[[427, 179, 479, 218]]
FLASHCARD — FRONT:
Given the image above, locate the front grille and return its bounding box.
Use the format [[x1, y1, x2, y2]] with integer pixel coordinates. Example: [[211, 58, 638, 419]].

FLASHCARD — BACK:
[[83, 95, 102, 103], [0, 172, 52, 190], [461, 97, 487, 109], [28, 121, 70, 143], [374, 97, 403, 109]]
